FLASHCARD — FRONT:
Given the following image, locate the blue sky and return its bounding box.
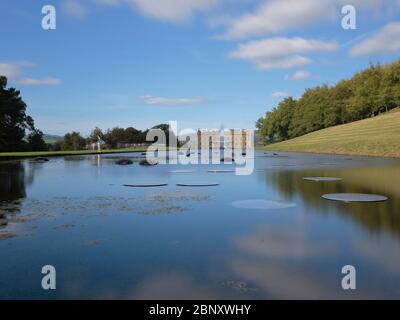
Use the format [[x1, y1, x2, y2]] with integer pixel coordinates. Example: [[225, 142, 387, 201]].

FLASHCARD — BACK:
[[1, 0, 399, 135]]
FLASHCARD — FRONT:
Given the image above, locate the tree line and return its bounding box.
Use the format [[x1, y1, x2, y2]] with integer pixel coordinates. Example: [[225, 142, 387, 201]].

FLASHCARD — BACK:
[[256, 60, 400, 144], [54, 124, 176, 151]]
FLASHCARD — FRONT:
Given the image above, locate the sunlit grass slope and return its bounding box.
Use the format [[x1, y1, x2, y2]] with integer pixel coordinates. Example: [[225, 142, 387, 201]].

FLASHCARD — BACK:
[[263, 108, 400, 158]]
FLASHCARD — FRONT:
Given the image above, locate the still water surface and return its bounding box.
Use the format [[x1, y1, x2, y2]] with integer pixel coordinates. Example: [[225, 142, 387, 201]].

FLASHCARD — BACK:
[[1, 151, 400, 299]]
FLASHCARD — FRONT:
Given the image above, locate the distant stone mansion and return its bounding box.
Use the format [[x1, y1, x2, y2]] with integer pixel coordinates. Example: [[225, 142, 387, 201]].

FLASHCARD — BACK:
[[195, 129, 254, 150]]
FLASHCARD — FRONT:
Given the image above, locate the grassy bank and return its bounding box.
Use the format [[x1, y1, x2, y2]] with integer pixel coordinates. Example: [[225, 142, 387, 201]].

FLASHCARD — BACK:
[[262, 108, 400, 158], [0, 147, 166, 161]]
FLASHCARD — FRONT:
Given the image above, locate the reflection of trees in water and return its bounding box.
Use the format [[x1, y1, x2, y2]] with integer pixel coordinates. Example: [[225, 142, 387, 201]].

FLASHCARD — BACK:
[[0, 162, 26, 201], [0, 161, 31, 227], [262, 165, 400, 237]]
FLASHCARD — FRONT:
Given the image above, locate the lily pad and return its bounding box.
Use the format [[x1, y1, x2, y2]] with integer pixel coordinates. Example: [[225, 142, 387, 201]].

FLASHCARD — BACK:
[[168, 170, 195, 173], [303, 177, 342, 182], [231, 199, 296, 210], [176, 182, 220, 187], [322, 193, 388, 202], [123, 183, 168, 188]]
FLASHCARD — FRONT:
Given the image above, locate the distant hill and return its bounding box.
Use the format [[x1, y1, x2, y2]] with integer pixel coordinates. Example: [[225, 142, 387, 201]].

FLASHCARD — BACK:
[[263, 108, 400, 158], [43, 134, 63, 144]]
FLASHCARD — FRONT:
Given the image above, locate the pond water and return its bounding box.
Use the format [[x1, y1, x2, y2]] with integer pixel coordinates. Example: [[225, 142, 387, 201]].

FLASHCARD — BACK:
[[1, 150, 400, 299]]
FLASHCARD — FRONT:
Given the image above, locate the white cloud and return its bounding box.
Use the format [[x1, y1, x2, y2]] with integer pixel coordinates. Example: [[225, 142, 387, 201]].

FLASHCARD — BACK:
[[229, 37, 338, 70], [17, 77, 62, 86], [285, 70, 312, 81], [271, 92, 289, 98], [133, 0, 221, 23], [62, 0, 89, 18], [0, 61, 61, 86], [0, 63, 23, 79], [94, 0, 220, 23], [350, 22, 400, 56], [218, 0, 336, 40], [0, 61, 35, 79], [215, 0, 392, 40], [140, 95, 204, 106], [75, 0, 397, 27]]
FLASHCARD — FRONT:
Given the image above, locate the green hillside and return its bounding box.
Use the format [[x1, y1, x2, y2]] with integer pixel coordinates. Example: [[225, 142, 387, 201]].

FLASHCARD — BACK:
[[43, 134, 63, 144], [263, 108, 400, 158]]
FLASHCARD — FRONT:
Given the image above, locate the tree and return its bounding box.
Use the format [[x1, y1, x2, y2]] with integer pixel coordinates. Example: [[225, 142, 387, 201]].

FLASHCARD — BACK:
[[328, 80, 352, 125], [52, 140, 62, 151], [300, 85, 330, 134], [88, 127, 104, 144], [61, 132, 86, 151], [150, 124, 177, 146], [0, 76, 35, 152], [27, 129, 48, 151], [103, 127, 127, 149], [273, 97, 296, 140], [256, 117, 268, 144], [125, 127, 144, 143], [349, 63, 384, 119], [381, 60, 400, 112]]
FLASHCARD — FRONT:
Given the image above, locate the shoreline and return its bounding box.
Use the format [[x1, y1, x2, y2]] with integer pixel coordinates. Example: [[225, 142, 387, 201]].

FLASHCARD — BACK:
[[0, 147, 170, 161], [257, 147, 400, 160], [3, 147, 400, 161]]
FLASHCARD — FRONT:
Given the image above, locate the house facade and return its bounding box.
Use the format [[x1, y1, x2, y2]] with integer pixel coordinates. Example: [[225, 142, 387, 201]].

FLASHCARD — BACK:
[[195, 129, 254, 150]]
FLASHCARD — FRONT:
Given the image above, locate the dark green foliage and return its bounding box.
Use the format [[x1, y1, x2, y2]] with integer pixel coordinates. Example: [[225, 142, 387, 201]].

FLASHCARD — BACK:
[[0, 76, 36, 152], [257, 60, 400, 144], [125, 127, 145, 143], [0, 161, 26, 200], [61, 132, 86, 151], [59, 124, 173, 151], [103, 126, 147, 149], [149, 123, 178, 147], [104, 127, 126, 149], [88, 127, 104, 144], [27, 129, 48, 151]]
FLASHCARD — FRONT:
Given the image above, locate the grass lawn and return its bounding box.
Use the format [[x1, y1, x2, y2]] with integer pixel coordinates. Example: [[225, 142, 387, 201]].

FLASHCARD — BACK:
[[0, 147, 170, 160], [261, 108, 400, 158]]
